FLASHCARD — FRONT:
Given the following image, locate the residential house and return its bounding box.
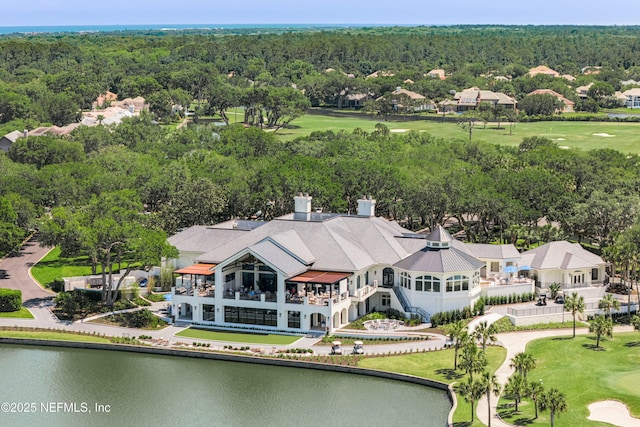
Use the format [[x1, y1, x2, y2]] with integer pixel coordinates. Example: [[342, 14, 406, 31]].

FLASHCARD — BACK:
[[622, 88, 640, 109], [92, 91, 118, 109], [426, 69, 446, 80], [340, 92, 371, 109], [576, 83, 594, 99], [561, 74, 576, 82], [453, 87, 516, 111], [528, 65, 561, 78], [166, 194, 534, 333], [0, 130, 25, 152], [366, 70, 395, 79], [527, 89, 575, 113], [381, 87, 435, 112]]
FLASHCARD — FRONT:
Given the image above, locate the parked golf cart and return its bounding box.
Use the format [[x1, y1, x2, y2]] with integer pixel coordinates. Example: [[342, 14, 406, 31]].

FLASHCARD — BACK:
[[330, 340, 343, 355], [352, 340, 364, 355]]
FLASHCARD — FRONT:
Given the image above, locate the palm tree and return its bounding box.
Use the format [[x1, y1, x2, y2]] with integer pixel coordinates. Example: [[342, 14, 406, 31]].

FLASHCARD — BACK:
[[504, 374, 528, 412], [564, 292, 585, 338], [540, 388, 568, 427], [459, 342, 487, 381], [457, 378, 485, 422], [510, 352, 536, 379], [589, 315, 613, 349], [598, 293, 621, 320], [446, 320, 469, 370], [474, 321, 498, 352], [528, 380, 545, 419], [548, 283, 561, 300], [96, 114, 105, 125], [479, 371, 501, 427]]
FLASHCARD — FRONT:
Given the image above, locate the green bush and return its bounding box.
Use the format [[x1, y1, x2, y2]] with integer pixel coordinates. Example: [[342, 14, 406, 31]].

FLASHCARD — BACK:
[[50, 279, 65, 293], [0, 288, 21, 312]]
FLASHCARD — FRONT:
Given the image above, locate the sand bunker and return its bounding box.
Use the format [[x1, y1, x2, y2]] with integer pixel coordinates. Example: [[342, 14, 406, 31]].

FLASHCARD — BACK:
[[556, 138, 566, 141], [587, 400, 640, 427], [593, 133, 616, 137], [559, 145, 570, 149], [390, 129, 409, 133]]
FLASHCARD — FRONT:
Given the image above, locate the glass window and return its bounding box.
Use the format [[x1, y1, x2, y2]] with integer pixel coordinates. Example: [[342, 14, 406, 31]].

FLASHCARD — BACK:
[[415, 275, 440, 292], [381, 294, 391, 306], [400, 272, 411, 289], [446, 275, 469, 292], [591, 268, 598, 281], [202, 304, 215, 321], [288, 311, 301, 328]]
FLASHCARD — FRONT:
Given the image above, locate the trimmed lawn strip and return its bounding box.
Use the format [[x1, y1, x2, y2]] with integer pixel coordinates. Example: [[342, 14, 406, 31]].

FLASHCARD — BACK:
[[498, 332, 640, 426], [31, 246, 131, 288], [358, 346, 506, 427], [278, 113, 640, 154], [176, 327, 302, 345], [0, 307, 34, 318], [0, 330, 111, 343]]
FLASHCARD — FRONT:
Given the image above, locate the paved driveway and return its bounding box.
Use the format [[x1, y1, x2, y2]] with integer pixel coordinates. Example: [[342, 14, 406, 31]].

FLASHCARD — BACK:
[[0, 238, 55, 303]]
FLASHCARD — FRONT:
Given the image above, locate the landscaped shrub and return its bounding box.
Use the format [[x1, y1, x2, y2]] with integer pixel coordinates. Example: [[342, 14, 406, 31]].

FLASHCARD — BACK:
[[0, 288, 21, 312], [50, 279, 65, 293]]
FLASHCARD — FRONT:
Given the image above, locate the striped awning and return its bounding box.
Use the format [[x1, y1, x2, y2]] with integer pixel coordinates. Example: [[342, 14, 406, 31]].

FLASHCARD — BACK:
[[288, 270, 351, 284], [174, 263, 216, 276]]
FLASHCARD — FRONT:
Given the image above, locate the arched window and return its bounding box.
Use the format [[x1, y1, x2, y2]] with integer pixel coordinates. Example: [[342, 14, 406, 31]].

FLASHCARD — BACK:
[[415, 275, 440, 292], [446, 275, 470, 292], [400, 272, 411, 290]]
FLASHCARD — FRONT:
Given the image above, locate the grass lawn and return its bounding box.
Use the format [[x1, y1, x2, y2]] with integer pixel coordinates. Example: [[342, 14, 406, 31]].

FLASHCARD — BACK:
[[31, 246, 129, 288], [0, 330, 111, 343], [498, 332, 640, 426], [176, 327, 302, 345], [358, 346, 507, 427], [0, 307, 34, 318], [277, 112, 640, 154]]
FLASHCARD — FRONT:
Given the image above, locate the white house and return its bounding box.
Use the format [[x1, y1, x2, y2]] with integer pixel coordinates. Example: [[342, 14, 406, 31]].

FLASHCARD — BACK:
[[519, 241, 607, 292]]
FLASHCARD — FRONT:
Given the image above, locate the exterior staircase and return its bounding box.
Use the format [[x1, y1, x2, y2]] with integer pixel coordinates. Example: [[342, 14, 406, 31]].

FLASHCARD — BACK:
[[393, 286, 431, 323]]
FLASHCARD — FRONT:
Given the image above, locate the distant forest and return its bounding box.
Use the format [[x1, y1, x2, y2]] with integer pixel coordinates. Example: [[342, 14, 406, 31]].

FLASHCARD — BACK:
[[2, 26, 640, 270]]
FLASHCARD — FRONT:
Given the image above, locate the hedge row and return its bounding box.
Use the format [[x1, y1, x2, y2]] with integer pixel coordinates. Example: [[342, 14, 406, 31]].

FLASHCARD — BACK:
[[0, 288, 21, 312], [430, 292, 535, 327]]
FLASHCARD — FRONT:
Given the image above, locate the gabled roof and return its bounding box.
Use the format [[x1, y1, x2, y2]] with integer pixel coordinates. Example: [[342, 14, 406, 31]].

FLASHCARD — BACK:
[[2, 130, 23, 143], [463, 243, 521, 260], [186, 214, 425, 273], [519, 241, 605, 270], [248, 239, 309, 276], [391, 88, 426, 100]]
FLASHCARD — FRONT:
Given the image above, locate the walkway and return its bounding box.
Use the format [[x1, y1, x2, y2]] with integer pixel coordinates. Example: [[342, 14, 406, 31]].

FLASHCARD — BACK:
[[475, 324, 635, 427]]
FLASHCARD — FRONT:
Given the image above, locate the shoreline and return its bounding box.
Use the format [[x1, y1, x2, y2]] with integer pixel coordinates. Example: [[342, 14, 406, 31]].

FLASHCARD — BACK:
[[0, 337, 457, 425]]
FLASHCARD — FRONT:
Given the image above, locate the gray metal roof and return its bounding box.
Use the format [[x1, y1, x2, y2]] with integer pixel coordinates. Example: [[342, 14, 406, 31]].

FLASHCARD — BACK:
[[520, 241, 605, 270], [192, 214, 424, 272], [425, 225, 452, 243], [249, 239, 308, 276], [394, 246, 485, 273], [464, 243, 521, 260]]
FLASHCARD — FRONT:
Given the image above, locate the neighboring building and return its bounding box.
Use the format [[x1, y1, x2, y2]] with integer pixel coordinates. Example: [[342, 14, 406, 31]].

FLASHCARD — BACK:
[[340, 93, 371, 109], [528, 65, 561, 78], [166, 194, 536, 333], [576, 82, 594, 99], [520, 241, 607, 291], [527, 89, 575, 113], [622, 88, 640, 109], [426, 69, 446, 80], [92, 91, 118, 109], [380, 87, 435, 112], [453, 87, 517, 111], [0, 130, 25, 152], [366, 70, 395, 79], [561, 74, 576, 82], [621, 79, 640, 86]]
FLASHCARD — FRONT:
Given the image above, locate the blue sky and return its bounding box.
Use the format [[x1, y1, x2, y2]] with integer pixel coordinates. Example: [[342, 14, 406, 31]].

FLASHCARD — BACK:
[[4, 0, 640, 26]]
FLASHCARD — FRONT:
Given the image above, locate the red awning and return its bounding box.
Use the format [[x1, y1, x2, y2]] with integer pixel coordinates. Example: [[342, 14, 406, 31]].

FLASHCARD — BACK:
[[174, 263, 216, 276], [288, 270, 351, 284]]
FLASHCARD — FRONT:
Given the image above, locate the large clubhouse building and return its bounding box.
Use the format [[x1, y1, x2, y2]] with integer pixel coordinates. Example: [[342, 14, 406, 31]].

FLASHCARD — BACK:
[[166, 194, 606, 334]]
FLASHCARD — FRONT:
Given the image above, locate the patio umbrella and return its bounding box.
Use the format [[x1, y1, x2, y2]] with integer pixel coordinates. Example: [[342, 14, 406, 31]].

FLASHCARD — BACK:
[[503, 266, 518, 273], [518, 265, 532, 271]]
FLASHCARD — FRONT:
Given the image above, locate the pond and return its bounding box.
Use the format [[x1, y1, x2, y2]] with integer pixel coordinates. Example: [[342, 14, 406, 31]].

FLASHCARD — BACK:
[[0, 344, 451, 427]]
